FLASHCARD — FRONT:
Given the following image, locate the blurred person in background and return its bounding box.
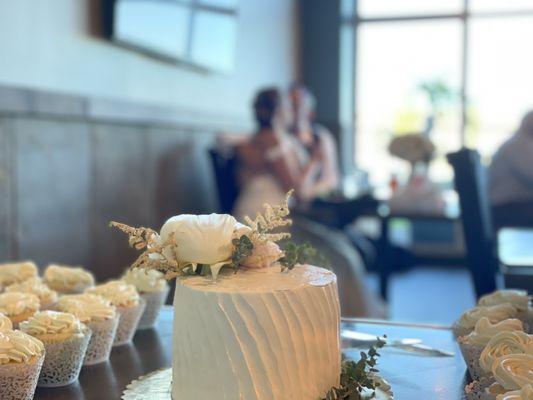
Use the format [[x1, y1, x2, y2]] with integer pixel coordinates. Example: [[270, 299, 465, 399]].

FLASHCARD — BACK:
[[288, 83, 340, 198], [489, 110, 533, 227], [234, 87, 386, 318]]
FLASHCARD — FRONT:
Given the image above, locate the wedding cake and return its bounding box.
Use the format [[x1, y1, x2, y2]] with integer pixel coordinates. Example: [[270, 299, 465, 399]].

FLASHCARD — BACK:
[[172, 265, 340, 400], [113, 193, 386, 400]]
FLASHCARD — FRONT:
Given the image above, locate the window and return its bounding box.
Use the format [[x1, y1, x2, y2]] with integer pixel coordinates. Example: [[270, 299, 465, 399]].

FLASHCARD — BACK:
[[346, 1, 533, 186], [111, 0, 239, 72]]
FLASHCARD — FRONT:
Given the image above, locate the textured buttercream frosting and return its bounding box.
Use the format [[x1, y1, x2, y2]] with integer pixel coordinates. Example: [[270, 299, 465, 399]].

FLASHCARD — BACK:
[[458, 304, 519, 330], [496, 384, 533, 400], [86, 280, 140, 307], [122, 268, 167, 293], [57, 293, 117, 323], [0, 313, 12, 331], [492, 354, 533, 391], [0, 292, 40, 317], [463, 317, 524, 346], [0, 261, 38, 286], [0, 330, 44, 364], [5, 278, 58, 307], [43, 264, 95, 293], [480, 331, 533, 373], [172, 264, 341, 400], [20, 310, 85, 341], [479, 290, 531, 312]]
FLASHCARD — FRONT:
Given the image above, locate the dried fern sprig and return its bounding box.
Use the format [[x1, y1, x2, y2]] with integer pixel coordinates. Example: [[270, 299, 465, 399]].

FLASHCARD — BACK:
[[244, 190, 293, 244]]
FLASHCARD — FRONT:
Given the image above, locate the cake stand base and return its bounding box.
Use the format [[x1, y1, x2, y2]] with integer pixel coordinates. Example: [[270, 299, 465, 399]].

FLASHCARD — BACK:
[[122, 368, 393, 399]]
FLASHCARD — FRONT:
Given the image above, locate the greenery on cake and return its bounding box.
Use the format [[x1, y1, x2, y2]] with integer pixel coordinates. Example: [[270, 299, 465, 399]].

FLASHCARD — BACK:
[[324, 338, 389, 400], [111, 191, 322, 279]]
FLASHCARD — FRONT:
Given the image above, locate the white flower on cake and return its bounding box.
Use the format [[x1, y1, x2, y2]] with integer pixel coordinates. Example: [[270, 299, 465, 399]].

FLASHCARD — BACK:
[[160, 214, 245, 279]]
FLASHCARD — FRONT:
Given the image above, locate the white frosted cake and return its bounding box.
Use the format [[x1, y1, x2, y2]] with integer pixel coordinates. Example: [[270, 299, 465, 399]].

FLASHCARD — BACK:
[[172, 264, 340, 400], [113, 193, 390, 400]]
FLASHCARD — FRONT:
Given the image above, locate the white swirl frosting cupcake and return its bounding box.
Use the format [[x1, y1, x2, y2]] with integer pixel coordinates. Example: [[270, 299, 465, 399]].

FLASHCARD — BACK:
[[20, 311, 91, 387], [454, 304, 519, 338], [492, 354, 533, 392], [496, 384, 533, 400], [458, 317, 524, 380], [479, 290, 533, 333], [0, 261, 38, 288], [480, 331, 533, 374], [86, 280, 145, 346], [43, 264, 95, 294], [57, 294, 119, 365], [0, 292, 40, 328], [122, 269, 169, 329], [0, 329, 44, 399], [0, 313, 12, 331], [5, 278, 58, 309]]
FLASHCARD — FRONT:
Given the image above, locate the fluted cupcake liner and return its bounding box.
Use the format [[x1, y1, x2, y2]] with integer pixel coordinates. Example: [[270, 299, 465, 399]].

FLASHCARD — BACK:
[[137, 287, 169, 330], [113, 298, 146, 346], [458, 339, 490, 381], [84, 315, 120, 365], [37, 330, 92, 387], [0, 355, 44, 400], [452, 321, 471, 340]]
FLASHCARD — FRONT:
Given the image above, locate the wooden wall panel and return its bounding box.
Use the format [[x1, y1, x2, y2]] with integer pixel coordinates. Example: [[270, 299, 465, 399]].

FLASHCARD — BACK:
[[91, 123, 152, 281], [0, 119, 13, 262], [14, 118, 91, 271]]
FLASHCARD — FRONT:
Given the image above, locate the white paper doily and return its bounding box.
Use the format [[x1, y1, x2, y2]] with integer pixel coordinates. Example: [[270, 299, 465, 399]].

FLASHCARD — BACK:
[[122, 368, 393, 399]]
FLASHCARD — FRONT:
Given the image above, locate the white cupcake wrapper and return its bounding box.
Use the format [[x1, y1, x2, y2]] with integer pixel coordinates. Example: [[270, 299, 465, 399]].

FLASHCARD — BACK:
[[38, 330, 92, 387], [464, 377, 497, 400], [458, 339, 491, 381], [0, 355, 44, 400], [113, 298, 147, 346], [84, 315, 120, 365], [137, 287, 169, 330]]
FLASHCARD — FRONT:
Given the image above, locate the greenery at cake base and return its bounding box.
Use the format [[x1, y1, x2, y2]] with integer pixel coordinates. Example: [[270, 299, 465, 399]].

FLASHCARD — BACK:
[[324, 337, 388, 400]]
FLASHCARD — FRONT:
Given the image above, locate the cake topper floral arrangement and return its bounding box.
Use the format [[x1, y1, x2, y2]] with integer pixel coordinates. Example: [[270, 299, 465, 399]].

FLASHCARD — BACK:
[[111, 191, 316, 280]]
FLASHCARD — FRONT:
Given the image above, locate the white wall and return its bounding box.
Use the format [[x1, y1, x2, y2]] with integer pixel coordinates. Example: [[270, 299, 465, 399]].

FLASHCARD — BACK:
[[0, 0, 299, 121]]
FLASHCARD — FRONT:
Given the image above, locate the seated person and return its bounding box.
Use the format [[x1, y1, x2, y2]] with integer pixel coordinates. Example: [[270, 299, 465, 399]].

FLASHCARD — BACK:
[[489, 111, 533, 226], [234, 87, 386, 318], [288, 83, 339, 199]]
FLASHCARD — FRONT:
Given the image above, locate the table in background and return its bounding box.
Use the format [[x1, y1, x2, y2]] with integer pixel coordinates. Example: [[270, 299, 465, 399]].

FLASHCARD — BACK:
[[498, 228, 533, 292], [35, 308, 468, 400]]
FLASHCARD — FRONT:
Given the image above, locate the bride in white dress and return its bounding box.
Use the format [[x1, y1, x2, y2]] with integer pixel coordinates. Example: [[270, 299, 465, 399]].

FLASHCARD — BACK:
[[234, 88, 386, 318]]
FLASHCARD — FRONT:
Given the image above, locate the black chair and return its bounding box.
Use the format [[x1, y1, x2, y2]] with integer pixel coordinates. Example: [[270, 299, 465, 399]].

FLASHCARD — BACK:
[[208, 147, 240, 214], [447, 148, 498, 298]]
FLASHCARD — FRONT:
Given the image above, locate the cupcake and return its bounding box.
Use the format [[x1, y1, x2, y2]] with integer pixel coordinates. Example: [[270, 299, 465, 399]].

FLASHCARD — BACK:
[[0, 329, 44, 400], [0, 261, 38, 289], [0, 292, 40, 328], [496, 384, 533, 400], [20, 310, 91, 387], [0, 313, 12, 331], [479, 290, 533, 333], [458, 317, 524, 380], [5, 278, 58, 309], [43, 264, 95, 294], [479, 331, 533, 377], [467, 354, 533, 400], [122, 268, 169, 329], [57, 294, 119, 365], [454, 304, 519, 339], [86, 280, 146, 346]]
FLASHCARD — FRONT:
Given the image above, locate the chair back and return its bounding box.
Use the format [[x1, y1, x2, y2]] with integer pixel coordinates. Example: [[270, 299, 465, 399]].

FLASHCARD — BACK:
[[447, 148, 498, 297], [208, 147, 240, 214]]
